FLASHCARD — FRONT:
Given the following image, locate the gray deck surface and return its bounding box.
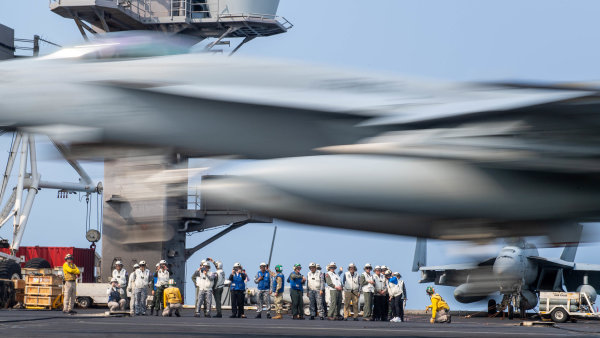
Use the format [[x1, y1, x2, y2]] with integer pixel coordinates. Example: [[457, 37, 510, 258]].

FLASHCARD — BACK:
[[1, 309, 599, 337]]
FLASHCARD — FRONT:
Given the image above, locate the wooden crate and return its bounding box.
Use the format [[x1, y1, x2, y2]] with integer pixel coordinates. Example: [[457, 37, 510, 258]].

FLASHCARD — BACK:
[[24, 295, 54, 307], [22, 268, 54, 276], [24, 294, 63, 310], [13, 279, 26, 290], [26, 275, 62, 286], [25, 286, 62, 297]]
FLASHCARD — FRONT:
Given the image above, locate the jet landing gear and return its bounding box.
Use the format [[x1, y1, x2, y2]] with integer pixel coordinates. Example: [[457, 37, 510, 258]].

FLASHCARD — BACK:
[[500, 294, 527, 320]]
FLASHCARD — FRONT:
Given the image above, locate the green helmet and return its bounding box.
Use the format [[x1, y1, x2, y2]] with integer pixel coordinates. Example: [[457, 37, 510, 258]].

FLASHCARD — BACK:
[[426, 286, 435, 295], [294, 263, 302, 269], [275, 265, 283, 272]]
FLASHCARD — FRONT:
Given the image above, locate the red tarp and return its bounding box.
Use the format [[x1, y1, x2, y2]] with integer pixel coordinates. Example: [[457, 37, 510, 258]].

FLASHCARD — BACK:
[[0, 246, 96, 283]]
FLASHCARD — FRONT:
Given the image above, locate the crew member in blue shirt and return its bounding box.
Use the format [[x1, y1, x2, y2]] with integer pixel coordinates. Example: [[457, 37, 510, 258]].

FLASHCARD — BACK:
[[228, 262, 247, 318], [254, 262, 271, 319], [288, 263, 306, 320]]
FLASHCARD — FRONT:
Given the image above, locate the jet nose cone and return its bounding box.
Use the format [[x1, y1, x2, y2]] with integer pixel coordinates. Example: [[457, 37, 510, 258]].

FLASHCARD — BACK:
[[493, 256, 518, 277]]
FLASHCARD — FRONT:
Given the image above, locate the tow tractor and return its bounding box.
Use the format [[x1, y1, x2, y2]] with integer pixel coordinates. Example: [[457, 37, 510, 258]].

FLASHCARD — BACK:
[[539, 291, 600, 323]]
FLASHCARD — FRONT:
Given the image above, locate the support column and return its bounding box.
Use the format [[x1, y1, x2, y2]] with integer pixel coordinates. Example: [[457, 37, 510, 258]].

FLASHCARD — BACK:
[[101, 153, 187, 296]]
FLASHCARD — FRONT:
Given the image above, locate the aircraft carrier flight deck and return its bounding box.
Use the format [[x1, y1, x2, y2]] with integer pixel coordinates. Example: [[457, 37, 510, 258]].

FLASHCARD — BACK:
[[1, 309, 598, 337]]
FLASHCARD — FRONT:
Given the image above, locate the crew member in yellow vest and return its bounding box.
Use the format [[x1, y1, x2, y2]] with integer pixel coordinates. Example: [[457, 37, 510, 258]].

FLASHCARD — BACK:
[[163, 279, 183, 317], [62, 253, 80, 314], [425, 286, 451, 323]]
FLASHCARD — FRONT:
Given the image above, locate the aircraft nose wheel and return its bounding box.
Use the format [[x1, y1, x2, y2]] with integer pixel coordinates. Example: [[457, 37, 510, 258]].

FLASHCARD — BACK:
[[487, 299, 497, 316], [507, 305, 514, 320]]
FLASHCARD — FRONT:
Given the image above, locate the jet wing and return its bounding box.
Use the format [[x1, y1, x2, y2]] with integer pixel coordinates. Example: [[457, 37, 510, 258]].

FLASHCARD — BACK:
[[2, 53, 597, 161], [419, 260, 494, 286], [527, 256, 575, 269], [322, 82, 600, 174]]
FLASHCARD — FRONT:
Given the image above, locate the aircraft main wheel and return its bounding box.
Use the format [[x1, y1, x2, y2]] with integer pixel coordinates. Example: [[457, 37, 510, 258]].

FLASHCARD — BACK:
[[0, 260, 21, 280], [507, 305, 514, 320], [487, 299, 497, 316], [24, 258, 51, 269], [551, 308, 568, 323], [520, 304, 526, 319]]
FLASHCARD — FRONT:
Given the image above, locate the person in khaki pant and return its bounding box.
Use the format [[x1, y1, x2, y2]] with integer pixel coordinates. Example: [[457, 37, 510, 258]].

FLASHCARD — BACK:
[[62, 254, 80, 314], [342, 263, 360, 321], [271, 265, 285, 319]]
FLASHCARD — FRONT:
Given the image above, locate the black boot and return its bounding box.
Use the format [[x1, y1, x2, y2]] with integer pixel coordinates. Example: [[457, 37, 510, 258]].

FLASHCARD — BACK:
[[255, 313, 262, 319], [175, 310, 181, 317], [266, 313, 271, 319], [150, 307, 155, 316]]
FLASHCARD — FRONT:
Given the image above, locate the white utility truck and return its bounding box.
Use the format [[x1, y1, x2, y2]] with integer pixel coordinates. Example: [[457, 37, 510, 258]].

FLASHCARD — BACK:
[[539, 291, 600, 323]]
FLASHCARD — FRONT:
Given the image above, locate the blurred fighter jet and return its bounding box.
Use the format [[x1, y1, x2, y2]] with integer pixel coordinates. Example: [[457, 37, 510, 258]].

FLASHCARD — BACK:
[[414, 226, 600, 318], [2, 33, 600, 240]]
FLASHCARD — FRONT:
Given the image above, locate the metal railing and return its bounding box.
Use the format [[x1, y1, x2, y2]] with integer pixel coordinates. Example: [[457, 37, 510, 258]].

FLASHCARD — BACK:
[[50, 0, 292, 29], [217, 13, 293, 29]]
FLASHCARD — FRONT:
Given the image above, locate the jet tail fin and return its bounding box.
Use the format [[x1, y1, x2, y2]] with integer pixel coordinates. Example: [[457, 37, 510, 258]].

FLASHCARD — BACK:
[[560, 224, 583, 262], [412, 237, 427, 272]]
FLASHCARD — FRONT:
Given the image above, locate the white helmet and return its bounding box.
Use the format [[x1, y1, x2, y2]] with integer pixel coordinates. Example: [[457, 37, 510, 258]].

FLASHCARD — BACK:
[[381, 265, 388, 271], [259, 262, 267, 267], [364, 263, 372, 269], [115, 261, 123, 266], [233, 262, 242, 268], [316, 264, 321, 270], [203, 262, 210, 267], [348, 263, 356, 268], [384, 269, 392, 275], [374, 265, 381, 270], [393, 272, 402, 278], [156, 263, 160, 267], [139, 261, 146, 266], [201, 260, 207, 265], [133, 263, 139, 269], [159, 260, 167, 265], [328, 262, 337, 269], [308, 262, 316, 268], [216, 261, 223, 269], [110, 277, 118, 283]]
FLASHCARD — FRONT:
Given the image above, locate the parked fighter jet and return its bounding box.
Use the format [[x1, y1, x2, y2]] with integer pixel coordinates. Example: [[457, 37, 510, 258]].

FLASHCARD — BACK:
[[413, 226, 600, 318], [3, 33, 600, 240]]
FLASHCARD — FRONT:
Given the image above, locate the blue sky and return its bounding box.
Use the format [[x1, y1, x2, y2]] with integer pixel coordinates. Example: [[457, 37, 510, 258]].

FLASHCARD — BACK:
[[1, 1, 600, 310]]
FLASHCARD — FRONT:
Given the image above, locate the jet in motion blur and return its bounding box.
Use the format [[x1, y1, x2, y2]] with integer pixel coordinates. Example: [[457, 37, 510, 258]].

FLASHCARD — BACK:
[[2, 33, 600, 240], [414, 227, 600, 318]]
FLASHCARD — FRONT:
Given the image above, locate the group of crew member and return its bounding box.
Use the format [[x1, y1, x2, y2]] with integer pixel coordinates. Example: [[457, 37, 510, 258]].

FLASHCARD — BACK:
[[321, 262, 407, 322], [106, 258, 179, 317], [196, 260, 412, 322], [63, 254, 450, 323]]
